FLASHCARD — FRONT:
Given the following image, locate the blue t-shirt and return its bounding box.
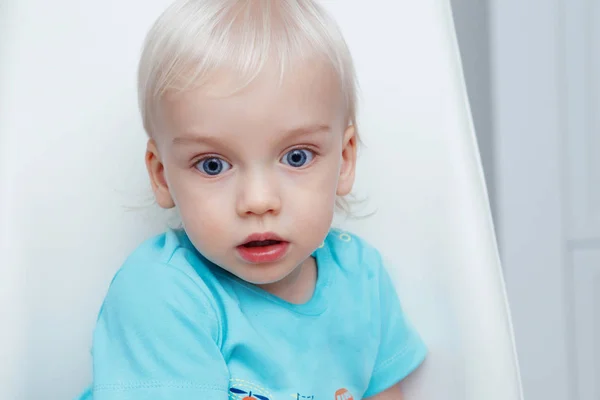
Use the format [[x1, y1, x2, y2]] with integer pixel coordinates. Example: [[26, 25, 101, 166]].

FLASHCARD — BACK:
[[77, 228, 426, 400]]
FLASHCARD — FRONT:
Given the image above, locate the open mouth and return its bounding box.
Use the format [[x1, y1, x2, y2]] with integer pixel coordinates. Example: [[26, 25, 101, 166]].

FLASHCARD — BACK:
[[242, 240, 282, 248], [236, 234, 289, 263]]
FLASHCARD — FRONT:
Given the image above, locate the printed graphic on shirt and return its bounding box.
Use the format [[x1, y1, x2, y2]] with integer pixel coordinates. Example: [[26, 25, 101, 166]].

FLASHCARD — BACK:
[[229, 377, 355, 400], [229, 379, 273, 400], [334, 388, 354, 400]]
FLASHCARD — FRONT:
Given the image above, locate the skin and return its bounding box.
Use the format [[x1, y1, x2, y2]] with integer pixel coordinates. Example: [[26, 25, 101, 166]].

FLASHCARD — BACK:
[[372, 384, 404, 400], [145, 57, 404, 398]]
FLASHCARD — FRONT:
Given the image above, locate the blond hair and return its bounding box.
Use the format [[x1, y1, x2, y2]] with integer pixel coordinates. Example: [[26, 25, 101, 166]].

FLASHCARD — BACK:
[[137, 0, 362, 214], [138, 0, 359, 137]]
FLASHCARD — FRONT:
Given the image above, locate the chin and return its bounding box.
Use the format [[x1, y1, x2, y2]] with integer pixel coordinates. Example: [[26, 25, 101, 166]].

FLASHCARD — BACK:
[[235, 265, 295, 286]]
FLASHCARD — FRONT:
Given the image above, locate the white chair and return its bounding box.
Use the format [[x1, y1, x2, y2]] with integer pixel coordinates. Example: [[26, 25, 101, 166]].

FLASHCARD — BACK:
[[0, 1, 524, 399]]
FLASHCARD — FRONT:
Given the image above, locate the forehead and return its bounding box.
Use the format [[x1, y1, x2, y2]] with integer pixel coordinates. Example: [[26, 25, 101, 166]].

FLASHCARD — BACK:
[[158, 58, 346, 137]]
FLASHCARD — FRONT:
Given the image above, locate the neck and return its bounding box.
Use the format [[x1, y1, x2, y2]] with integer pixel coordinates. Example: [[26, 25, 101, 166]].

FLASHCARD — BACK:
[[258, 256, 317, 304]]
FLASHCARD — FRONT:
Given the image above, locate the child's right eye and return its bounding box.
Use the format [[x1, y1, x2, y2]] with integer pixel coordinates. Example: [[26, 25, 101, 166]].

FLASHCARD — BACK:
[[195, 157, 232, 176]]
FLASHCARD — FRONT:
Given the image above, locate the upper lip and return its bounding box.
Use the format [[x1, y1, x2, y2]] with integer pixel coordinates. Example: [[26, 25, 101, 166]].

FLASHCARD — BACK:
[[239, 232, 286, 246]]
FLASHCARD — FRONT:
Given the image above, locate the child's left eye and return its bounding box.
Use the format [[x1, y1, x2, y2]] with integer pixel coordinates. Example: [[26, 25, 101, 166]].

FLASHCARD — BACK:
[[281, 149, 314, 168]]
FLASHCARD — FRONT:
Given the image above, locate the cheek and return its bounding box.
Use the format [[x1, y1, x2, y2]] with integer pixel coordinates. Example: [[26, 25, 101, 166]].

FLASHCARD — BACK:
[[178, 197, 232, 262], [282, 160, 339, 223], [308, 156, 341, 196], [166, 170, 233, 244]]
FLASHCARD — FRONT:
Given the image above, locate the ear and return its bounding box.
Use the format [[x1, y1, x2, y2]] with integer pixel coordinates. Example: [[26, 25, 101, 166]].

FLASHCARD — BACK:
[[145, 139, 175, 209], [336, 124, 358, 196]]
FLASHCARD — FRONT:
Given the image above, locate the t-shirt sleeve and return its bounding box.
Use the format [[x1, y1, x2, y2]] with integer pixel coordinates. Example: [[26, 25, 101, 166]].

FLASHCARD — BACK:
[[363, 255, 428, 398], [89, 262, 230, 400]]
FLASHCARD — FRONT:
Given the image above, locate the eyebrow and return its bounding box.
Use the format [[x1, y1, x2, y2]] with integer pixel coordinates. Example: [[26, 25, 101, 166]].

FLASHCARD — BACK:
[[283, 124, 331, 138], [172, 124, 331, 145], [172, 134, 222, 146]]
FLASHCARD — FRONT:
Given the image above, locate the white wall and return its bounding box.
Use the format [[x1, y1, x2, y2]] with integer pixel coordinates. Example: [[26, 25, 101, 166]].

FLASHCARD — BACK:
[[489, 1, 571, 399], [0, 3, 27, 399], [452, 1, 579, 398]]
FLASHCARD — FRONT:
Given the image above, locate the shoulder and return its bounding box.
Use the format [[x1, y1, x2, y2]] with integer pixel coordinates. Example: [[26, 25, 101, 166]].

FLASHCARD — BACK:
[[99, 228, 223, 339], [322, 228, 386, 279]]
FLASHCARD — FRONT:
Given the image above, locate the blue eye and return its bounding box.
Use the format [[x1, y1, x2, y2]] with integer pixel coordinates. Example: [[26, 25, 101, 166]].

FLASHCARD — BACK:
[[196, 157, 231, 176], [281, 149, 314, 168]]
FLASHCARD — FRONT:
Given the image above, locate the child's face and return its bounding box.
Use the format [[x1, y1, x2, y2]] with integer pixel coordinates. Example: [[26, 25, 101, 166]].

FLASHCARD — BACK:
[[146, 58, 356, 286]]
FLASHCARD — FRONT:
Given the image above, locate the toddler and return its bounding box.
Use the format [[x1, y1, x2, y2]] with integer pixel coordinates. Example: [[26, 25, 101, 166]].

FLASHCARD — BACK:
[[78, 1, 427, 399]]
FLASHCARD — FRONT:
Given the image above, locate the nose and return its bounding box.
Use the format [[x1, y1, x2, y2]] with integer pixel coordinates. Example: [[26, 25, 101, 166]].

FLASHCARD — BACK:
[[236, 169, 282, 217]]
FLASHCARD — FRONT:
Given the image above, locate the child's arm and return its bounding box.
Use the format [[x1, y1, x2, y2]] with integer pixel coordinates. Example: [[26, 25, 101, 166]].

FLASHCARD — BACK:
[[365, 383, 404, 400], [361, 249, 426, 399]]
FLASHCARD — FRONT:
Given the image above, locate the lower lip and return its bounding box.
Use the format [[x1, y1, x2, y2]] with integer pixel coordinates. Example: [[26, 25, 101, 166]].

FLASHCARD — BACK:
[[236, 242, 290, 264]]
